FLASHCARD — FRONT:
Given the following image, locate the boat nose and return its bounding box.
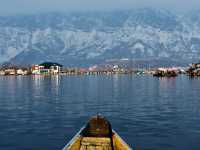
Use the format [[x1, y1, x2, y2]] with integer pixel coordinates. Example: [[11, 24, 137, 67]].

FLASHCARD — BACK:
[[81, 115, 113, 138]]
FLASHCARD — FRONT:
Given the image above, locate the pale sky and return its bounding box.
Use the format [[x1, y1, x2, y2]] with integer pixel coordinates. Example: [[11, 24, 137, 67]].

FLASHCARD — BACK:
[[0, 0, 199, 15]]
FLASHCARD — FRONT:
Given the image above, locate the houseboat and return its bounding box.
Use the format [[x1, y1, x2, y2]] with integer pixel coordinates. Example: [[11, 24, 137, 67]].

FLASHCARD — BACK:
[[187, 62, 200, 76], [153, 68, 178, 77]]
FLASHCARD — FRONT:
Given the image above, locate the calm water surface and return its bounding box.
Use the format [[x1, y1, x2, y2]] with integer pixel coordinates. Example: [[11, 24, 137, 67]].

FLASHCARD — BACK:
[[0, 75, 200, 150]]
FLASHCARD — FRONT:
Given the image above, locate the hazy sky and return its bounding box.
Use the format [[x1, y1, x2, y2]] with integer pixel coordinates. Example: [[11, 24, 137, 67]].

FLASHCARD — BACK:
[[0, 0, 200, 15]]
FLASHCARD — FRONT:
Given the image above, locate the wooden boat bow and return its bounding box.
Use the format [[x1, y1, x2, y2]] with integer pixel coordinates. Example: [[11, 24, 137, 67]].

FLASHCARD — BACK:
[[63, 115, 132, 150]]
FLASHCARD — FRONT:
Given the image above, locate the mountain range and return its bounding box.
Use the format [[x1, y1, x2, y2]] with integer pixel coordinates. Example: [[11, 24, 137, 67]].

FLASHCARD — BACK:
[[1, 8, 200, 67]]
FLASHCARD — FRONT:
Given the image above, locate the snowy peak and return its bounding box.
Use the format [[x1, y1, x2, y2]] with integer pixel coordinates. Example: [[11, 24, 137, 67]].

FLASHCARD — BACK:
[[0, 8, 200, 66]]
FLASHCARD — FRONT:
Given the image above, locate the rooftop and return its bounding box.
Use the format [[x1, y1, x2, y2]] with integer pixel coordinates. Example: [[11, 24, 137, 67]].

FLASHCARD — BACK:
[[39, 62, 63, 68]]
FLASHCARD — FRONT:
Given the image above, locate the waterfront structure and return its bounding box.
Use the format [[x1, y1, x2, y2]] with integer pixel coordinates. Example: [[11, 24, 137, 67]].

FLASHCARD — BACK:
[[31, 62, 62, 75], [89, 65, 98, 72], [187, 62, 200, 76], [0, 67, 29, 76], [153, 68, 178, 77], [31, 65, 41, 75], [112, 65, 127, 74], [4, 69, 16, 75], [0, 70, 5, 75], [16, 69, 29, 75]]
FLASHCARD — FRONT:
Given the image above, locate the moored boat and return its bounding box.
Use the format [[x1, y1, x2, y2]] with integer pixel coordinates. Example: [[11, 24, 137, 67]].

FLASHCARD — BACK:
[[187, 62, 200, 77], [63, 115, 132, 150], [153, 68, 178, 77]]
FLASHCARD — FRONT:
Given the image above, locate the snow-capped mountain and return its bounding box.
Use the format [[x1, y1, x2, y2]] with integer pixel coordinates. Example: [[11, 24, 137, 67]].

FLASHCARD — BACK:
[[1, 8, 200, 66]]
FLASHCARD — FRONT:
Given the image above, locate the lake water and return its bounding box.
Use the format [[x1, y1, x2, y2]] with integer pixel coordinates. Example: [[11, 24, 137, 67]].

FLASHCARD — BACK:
[[0, 75, 200, 150]]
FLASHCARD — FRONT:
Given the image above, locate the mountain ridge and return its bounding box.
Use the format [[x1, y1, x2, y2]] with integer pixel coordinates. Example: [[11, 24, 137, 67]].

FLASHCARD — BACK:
[[0, 8, 200, 66]]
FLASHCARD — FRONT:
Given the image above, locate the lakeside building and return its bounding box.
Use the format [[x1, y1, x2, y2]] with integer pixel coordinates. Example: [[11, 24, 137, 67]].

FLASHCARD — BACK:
[[16, 69, 29, 75], [0, 70, 5, 75], [4, 69, 16, 75], [0, 68, 29, 75], [113, 65, 126, 73], [31, 62, 63, 75]]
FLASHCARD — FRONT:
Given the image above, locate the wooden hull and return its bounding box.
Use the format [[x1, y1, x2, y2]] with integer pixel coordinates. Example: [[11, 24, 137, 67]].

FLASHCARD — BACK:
[[63, 128, 132, 150], [63, 115, 132, 150]]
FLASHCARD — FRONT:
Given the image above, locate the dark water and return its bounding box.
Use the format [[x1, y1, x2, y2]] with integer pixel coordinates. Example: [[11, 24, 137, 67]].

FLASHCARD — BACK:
[[0, 75, 200, 150]]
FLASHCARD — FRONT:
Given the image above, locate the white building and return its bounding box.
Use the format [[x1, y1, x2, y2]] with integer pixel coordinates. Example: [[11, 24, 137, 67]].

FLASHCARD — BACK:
[[32, 62, 62, 75]]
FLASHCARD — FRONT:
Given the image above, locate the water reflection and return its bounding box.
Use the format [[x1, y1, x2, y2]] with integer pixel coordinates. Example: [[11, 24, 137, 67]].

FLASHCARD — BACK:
[[31, 75, 61, 98]]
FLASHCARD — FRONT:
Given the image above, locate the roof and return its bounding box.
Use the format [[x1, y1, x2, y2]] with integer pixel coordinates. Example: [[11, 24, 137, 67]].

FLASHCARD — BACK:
[[39, 62, 63, 68]]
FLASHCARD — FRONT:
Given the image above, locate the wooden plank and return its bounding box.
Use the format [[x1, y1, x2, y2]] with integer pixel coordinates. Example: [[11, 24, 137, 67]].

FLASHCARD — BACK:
[[65, 136, 82, 150], [81, 137, 111, 145], [80, 137, 112, 150], [80, 145, 87, 150]]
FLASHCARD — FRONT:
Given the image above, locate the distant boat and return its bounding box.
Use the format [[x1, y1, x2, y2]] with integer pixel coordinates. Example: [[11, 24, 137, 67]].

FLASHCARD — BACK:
[[187, 63, 200, 77], [63, 115, 132, 150], [153, 70, 177, 77]]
